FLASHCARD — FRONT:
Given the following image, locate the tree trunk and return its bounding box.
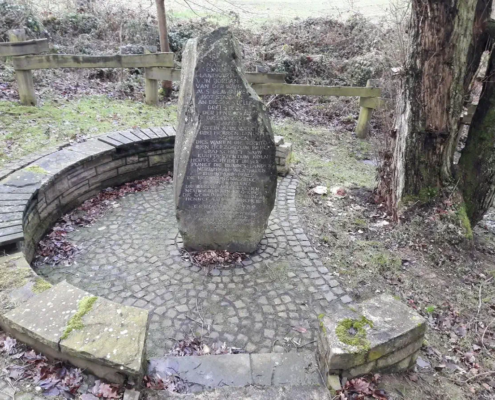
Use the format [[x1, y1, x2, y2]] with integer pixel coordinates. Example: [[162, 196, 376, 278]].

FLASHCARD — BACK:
[[378, 0, 490, 217], [458, 40, 495, 225], [155, 0, 173, 96]]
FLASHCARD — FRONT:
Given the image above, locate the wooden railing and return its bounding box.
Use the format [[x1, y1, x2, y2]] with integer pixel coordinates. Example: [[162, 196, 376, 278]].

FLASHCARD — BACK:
[[1, 29, 381, 138]]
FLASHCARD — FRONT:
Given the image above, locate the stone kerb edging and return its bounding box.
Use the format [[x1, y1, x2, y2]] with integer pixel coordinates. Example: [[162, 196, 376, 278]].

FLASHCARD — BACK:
[[0, 126, 179, 384]]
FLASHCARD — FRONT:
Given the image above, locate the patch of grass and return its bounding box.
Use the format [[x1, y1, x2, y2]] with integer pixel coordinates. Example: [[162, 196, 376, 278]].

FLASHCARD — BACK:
[[369, 253, 401, 273], [0, 96, 177, 167], [60, 296, 98, 341], [0, 257, 32, 291], [273, 121, 376, 189], [425, 305, 436, 314]]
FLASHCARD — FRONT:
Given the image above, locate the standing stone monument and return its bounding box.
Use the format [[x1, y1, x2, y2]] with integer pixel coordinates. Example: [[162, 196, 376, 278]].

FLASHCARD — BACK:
[[174, 28, 277, 253]]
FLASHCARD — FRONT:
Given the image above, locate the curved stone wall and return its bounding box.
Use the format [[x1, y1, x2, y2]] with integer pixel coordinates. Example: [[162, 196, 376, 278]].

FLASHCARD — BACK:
[[15, 128, 175, 262], [0, 126, 176, 384]]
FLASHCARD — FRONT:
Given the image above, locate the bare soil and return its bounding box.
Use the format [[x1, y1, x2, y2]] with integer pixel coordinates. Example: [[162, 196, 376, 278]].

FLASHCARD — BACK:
[[289, 121, 495, 399]]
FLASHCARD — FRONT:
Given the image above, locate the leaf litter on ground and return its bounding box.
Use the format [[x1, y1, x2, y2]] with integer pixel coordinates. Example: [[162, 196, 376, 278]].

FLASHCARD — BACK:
[[1, 330, 126, 399], [34, 174, 172, 267], [181, 249, 248, 269], [338, 374, 389, 400]]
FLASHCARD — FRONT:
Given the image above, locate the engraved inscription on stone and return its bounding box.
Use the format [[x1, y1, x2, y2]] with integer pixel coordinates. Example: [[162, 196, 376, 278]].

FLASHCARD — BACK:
[[174, 28, 277, 253]]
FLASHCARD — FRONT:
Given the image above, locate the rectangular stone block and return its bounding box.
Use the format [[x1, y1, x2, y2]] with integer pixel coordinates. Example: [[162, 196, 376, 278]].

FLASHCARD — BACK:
[[96, 159, 125, 174], [148, 354, 252, 389], [89, 169, 119, 189], [318, 294, 426, 379], [43, 177, 70, 204], [118, 161, 148, 175], [66, 140, 115, 157], [375, 337, 423, 369], [62, 182, 90, 205], [149, 153, 173, 166], [67, 167, 97, 188]]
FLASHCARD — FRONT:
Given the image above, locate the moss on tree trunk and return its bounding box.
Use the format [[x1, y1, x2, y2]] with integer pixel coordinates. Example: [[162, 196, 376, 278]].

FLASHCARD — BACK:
[[378, 0, 490, 217], [458, 44, 495, 225]]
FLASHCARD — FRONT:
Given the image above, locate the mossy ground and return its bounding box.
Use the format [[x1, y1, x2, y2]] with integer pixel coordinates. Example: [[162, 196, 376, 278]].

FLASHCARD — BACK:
[[60, 296, 98, 341], [273, 120, 376, 189], [0, 96, 177, 167]]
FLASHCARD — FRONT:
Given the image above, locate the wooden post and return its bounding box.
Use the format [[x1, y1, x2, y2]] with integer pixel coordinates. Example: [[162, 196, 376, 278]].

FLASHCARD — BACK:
[[9, 29, 37, 106], [356, 80, 373, 139], [145, 77, 158, 105]]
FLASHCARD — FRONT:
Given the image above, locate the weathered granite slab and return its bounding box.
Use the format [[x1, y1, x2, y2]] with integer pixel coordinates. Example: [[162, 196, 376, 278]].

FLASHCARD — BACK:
[[146, 385, 331, 399], [0, 252, 48, 316], [66, 139, 116, 157], [251, 353, 321, 386], [2, 281, 148, 382], [149, 354, 252, 390], [174, 28, 277, 253], [318, 294, 426, 380], [149, 353, 322, 391]]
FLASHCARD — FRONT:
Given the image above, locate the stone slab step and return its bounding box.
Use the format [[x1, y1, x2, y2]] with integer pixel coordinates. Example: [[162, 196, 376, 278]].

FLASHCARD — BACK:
[[1, 281, 149, 384], [148, 352, 322, 392], [146, 385, 331, 399]]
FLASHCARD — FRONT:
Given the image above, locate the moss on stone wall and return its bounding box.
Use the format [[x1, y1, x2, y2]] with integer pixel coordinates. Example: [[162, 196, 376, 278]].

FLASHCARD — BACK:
[[60, 296, 97, 341], [24, 165, 49, 174], [335, 316, 373, 352]]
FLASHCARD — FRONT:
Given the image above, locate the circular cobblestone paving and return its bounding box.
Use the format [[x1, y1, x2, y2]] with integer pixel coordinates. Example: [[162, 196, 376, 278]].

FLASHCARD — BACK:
[[36, 175, 351, 357]]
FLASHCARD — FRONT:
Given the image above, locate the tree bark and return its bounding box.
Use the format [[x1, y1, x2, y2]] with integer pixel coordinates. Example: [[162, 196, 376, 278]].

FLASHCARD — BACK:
[[458, 41, 495, 225], [378, 0, 490, 217], [155, 0, 173, 96]]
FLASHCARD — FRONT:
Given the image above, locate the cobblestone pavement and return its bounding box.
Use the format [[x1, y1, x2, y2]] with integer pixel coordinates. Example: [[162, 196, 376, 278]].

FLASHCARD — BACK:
[[36, 175, 350, 358]]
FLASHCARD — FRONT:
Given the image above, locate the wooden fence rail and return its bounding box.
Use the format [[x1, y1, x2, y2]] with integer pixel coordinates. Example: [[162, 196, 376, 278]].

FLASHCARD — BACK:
[[4, 29, 381, 138]]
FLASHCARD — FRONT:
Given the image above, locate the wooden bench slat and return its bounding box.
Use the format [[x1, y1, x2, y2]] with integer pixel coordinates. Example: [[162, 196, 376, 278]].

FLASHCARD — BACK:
[[252, 83, 381, 97], [13, 53, 174, 70], [145, 67, 287, 84], [0, 39, 49, 57]]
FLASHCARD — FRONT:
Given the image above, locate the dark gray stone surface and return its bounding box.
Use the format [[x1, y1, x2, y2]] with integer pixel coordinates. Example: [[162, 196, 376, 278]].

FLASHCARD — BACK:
[[149, 354, 252, 390], [37, 176, 351, 357], [174, 28, 277, 253], [148, 352, 321, 391], [146, 385, 330, 399]]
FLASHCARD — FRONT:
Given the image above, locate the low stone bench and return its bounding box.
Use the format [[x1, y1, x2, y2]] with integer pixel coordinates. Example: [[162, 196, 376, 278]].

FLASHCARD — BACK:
[[1, 280, 148, 384], [0, 127, 177, 384], [317, 294, 426, 388]]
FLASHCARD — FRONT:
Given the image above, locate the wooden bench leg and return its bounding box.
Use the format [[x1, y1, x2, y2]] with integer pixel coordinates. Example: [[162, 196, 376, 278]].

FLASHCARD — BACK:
[[9, 29, 37, 106], [145, 76, 158, 106], [356, 80, 373, 139]]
